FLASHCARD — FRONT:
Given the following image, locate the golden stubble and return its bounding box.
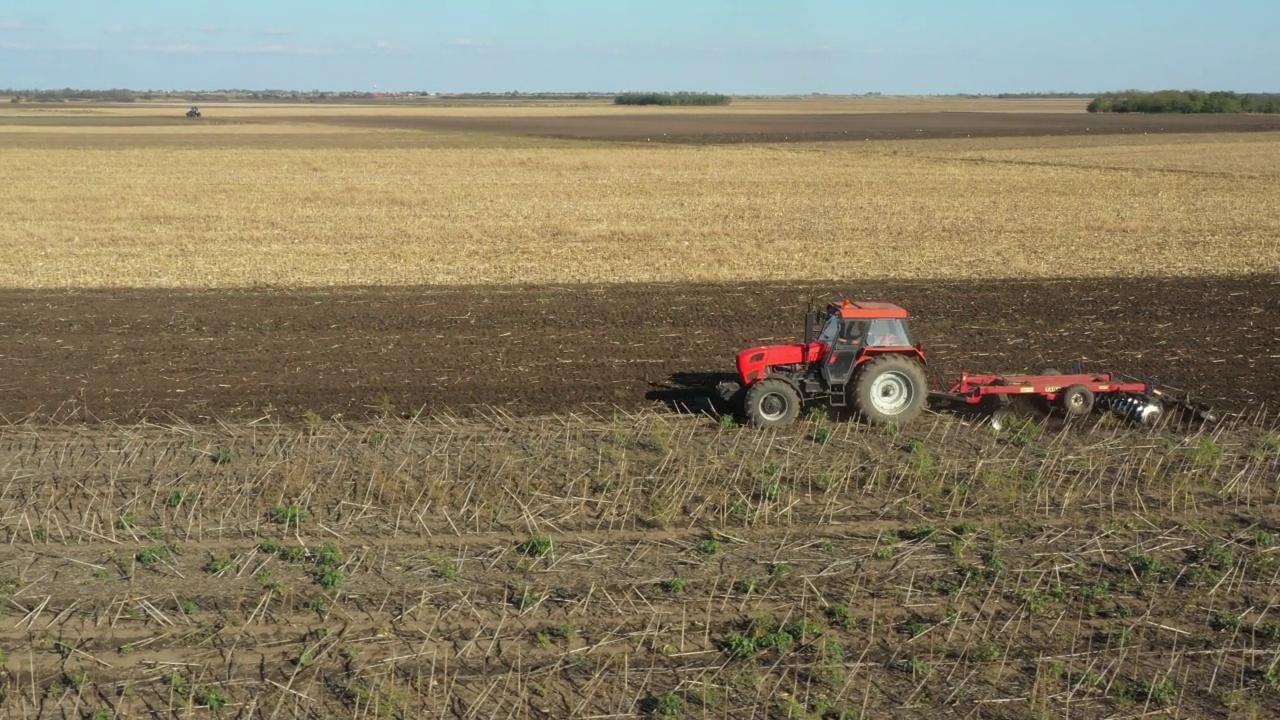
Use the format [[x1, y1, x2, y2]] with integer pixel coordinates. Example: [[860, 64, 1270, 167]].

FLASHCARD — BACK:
[[1, 127, 1277, 288]]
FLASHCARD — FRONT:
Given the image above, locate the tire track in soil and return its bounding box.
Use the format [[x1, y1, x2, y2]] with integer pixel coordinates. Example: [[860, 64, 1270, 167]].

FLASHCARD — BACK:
[[0, 275, 1275, 423]]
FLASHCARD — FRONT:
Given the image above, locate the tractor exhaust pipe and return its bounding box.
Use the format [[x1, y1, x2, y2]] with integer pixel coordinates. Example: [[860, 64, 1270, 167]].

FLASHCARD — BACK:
[[803, 298, 816, 345]]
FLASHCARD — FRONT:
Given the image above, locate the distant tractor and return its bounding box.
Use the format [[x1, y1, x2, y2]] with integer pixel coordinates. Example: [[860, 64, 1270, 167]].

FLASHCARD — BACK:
[[186, 106, 202, 118], [719, 300, 927, 427]]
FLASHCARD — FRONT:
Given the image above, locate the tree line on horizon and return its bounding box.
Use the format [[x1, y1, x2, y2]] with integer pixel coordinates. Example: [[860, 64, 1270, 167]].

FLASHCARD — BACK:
[[614, 92, 731, 106], [7, 87, 1277, 112], [1088, 90, 1280, 114], [4, 88, 735, 104]]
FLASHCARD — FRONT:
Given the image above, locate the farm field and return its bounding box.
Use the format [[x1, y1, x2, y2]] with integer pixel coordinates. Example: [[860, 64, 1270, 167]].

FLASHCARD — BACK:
[[0, 274, 1276, 425], [4, 113, 1280, 289], [2, 413, 1280, 718], [1, 100, 1279, 718]]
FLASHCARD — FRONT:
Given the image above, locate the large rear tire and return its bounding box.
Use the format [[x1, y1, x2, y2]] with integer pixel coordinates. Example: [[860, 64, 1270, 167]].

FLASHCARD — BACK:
[[853, 355, 927, 426], [744, 379, 801, 428]]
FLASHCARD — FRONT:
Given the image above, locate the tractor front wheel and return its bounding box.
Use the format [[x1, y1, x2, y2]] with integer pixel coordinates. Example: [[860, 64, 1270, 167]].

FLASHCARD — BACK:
[[744, 379, 801, 428], [853, 355, 927, 426]]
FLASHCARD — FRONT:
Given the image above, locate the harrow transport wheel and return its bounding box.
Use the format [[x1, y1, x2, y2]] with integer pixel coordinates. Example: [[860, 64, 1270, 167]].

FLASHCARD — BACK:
[[853, 355, 927, 426], [1060, 384, 1095, 417], [744, 379, 801, 428], [978, 395, 1012, 431]]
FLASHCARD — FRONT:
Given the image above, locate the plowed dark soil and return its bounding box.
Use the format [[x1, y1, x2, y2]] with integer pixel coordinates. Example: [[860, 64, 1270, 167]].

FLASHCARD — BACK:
[[314, 111, 1280, 143], [2, 276, 1275, 423], [8, 111, 1280, 144]]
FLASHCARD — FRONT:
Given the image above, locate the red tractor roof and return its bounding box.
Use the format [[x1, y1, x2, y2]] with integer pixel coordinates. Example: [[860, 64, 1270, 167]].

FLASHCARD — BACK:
[[830, 300, 909, 320]]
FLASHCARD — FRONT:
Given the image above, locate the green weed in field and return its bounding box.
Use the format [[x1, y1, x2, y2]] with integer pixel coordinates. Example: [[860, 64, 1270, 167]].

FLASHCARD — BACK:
[[204, 554, 235, 575], [136, 545, 171, 566], [1191, 437, 1224, 468], [271, 504, 310, 527], [518, 535, 554, 558], [313, 566, 343, 591], [824, 605, 852, 628], [1127, 553, 1164, 580], [662, 577, 690, 594], [197, 686, 229, 710]]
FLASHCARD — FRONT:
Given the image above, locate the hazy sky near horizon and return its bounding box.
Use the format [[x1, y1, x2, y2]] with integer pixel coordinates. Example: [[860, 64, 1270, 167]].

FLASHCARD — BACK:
[[1, 0, 1276, 93]]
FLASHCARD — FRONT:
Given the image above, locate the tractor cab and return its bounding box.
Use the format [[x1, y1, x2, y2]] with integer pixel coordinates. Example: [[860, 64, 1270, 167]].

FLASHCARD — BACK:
[[813, 300, 915, 353], [728, 299, 928, 427]]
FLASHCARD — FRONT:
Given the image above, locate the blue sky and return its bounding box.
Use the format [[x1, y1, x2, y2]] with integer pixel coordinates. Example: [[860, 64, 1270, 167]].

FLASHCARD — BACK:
[[1, 1, 1276, 93]]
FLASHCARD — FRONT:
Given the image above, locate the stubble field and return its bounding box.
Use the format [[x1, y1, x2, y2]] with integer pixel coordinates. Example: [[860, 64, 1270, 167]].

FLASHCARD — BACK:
[[1, 98, 1279, 718]]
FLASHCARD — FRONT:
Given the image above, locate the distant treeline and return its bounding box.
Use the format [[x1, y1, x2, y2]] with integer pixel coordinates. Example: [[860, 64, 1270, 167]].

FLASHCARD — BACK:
[[1087, 90, 1280, 114], [7, 88, 141, 102], [992, 92, 1098, 99], [3, 88, 423, 103], [3, 88, 656, 104], [614, 92, 731, 106]]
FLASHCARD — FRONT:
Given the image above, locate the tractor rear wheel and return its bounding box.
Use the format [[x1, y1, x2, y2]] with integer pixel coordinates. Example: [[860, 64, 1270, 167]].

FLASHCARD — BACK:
[[853, 355, 927, 425], [1060, 384, 1095, 417], [744, 379, 801, 428]]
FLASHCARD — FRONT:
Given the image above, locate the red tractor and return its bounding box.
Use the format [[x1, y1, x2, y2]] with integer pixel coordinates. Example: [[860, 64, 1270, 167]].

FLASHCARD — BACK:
[[715, 298, 1218, 429], [719, 300, 928, 427]]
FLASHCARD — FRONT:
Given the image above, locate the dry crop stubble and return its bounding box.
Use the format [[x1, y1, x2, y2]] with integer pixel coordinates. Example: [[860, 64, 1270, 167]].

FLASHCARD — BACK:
[[907, 131, 1280, 176], [1, 127, 1278, 288], [2, 411, 1280, 717]]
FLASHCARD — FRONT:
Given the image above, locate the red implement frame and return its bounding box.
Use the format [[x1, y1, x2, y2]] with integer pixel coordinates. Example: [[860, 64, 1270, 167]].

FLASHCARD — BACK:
[[941, 371, 1151, 405]]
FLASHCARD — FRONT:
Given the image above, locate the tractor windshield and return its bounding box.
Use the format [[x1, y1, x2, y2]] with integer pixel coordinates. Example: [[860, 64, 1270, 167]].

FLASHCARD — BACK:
[[817, 313, 842, 345], [865, 319, 912, 347]]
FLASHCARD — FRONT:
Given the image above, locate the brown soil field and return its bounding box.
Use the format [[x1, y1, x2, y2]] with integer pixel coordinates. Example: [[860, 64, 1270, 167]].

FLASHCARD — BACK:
[[1, 275, 1275, 424], [308, 111, 1280, 144], [0, 96, 1091, 119], [7, 109, 1280, 143]]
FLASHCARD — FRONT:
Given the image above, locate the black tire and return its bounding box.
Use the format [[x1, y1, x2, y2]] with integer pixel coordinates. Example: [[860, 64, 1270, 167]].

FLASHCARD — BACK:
[[978, 394, 1010, 411], [744, 379, 801, 428], [1060, 384, 1095, 416], [1041, 368, 1062, 376], [852, 355, 927, 425]]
